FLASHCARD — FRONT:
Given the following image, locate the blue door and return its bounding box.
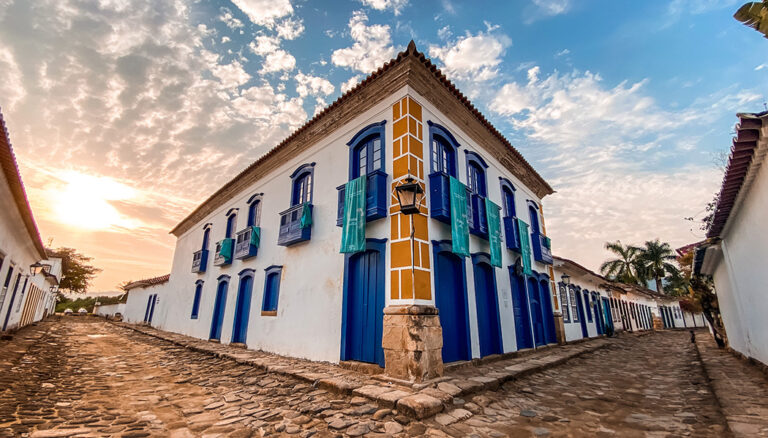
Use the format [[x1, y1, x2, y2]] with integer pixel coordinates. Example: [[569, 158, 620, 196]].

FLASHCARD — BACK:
[[342, 240, 385, 366], [2, 273, 22, 331], [210, 280, 228, 340], [143, 295, 152, 322], [472, 255, 502, 357], [576, 291, 588, 338], [527, 277, 546, 346], [602, 297, 614, 332], [592, 294, 603, 335], [147, 294, 157, 324], [232, 275, 253, 344], [509, 269, 533, 350], [433, 243, 470, 363], [539, 279, 557, 344]]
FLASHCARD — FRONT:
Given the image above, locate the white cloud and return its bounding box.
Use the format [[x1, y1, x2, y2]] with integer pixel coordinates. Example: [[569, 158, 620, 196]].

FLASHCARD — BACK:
[[359, 0, 408, 15], [276, 17, 304, 40], [341, 75, 363, 93], [331, 11, 396, 73], [429, 28, 511, 81], [261, 49, 296, 73], [221, 36, 231, 43], [531, 0, 571, 16], [755, 63, 767, 71], [230, 0, 293, 27], [555, 48, 570, 57], [0, 47, 25, 109], [219, 8, 244, 29], [211, 60, 251, 88], [295, 72, 334, 98]]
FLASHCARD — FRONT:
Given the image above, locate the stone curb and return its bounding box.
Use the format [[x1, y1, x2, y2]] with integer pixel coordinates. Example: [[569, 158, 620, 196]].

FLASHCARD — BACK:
[[692, 335, 736, 437], [111, 321, 620, 420]]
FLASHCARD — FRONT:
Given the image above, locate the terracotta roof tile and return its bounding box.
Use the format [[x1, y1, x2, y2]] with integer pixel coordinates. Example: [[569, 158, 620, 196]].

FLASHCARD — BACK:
[[124, 274, 170, 291]]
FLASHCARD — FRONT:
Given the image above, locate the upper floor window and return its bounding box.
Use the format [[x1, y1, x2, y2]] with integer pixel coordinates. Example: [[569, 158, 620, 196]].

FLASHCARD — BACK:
[[465, 151, 488, 197], [428, 122, 459, 177], [202, 225, 211, 250], [347, 121, 386, 180], [290, 163, 315, 206], [246, 194, 262, 227], [225, 210, 237, 239], [528, 202, 541, 234], [500, 178, 517, 218]]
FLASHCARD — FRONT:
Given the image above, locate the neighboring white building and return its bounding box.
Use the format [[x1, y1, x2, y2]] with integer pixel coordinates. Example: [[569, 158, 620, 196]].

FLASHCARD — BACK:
[[93, 302, 126, 318], [122, 275, 169, 325], [125, 42, 561, 382], [696, 110, 768, 366], [0, 109, 60, 332]]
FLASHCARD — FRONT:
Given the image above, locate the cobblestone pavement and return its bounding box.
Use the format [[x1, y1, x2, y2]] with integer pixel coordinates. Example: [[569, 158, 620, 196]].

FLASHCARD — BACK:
[[696, 334, 768, 436], [0, 318, 734, 437]]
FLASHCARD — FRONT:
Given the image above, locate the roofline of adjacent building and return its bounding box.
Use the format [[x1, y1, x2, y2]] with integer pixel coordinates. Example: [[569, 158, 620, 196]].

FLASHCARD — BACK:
[[170, 41, 554, 237], [0, 108, 47, 259], [123, 274, 170, 291], [553, 254, 671, 300], [706, 110, 768, 239]]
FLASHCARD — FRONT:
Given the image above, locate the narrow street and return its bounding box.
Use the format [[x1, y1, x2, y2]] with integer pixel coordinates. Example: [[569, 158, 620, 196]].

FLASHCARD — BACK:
[[0, 318, 735, 437]]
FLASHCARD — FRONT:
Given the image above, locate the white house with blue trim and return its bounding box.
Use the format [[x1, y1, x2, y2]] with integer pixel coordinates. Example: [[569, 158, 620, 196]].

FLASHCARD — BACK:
[[131, 42, 561, 381]]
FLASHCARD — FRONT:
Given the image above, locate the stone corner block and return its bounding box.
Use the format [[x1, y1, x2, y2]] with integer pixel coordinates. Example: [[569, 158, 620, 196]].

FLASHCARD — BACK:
[[396, 393, 444, 419]]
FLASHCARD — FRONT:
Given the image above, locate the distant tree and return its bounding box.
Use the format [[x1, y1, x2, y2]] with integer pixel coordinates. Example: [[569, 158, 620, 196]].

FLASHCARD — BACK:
[[46, 247, 101, 294], [117, 280, 133, 292], [734, 1, 768, 38], [635, 239, 679, 295], [599, 241, 642, 285]]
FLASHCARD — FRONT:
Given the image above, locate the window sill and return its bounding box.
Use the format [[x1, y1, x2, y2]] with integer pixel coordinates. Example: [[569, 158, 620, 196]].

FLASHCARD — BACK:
[[261, 310, 277, 317]]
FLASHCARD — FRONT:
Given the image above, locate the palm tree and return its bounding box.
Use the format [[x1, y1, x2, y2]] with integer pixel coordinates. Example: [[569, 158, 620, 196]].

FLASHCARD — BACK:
[[734, 1, 768, 39], [600, 241, 641, 284], [636, 239, 679, 295]]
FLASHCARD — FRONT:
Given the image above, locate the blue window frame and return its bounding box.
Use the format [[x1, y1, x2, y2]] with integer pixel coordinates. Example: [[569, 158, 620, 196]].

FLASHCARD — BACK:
[[290, 163, 315, 206], [465, 151, 488, 197], [246, 194, 262, 227], [191, 280, 203, 319], [499, 178, 517, 218], [559, 282, 570, 323], [528, 204, 541, 234], [202, 226, 210, 250], [261, 265, 282, 314], [225, 210, 237, 239], [584, 290, 593, 322], [427, 121, 459, 177], [348, 121, 386, 179]]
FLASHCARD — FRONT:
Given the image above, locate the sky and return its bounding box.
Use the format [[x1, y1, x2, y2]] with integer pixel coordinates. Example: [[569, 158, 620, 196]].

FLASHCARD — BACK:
[[0, 0, 766, 293]]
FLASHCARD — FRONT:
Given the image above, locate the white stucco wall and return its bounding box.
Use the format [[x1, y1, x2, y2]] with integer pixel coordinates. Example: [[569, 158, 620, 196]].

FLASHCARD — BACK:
[[93, 303, 126, 317], [708, 159, 768, 365], [0, 169, 56, 331], [123, 283, 167, 324]]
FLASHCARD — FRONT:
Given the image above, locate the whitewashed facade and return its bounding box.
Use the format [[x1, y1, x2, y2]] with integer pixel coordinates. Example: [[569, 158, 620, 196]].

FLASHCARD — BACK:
[[123, 276, 169, 325], [0, 110, 59, 332], [697, 111, 768, 366], [93, 302, 126, 318], [125, 43, 560, 380]]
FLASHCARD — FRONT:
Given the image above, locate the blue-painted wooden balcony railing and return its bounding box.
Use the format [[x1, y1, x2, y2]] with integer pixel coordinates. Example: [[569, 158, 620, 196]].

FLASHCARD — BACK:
[[428, 171, 488, 239], [531, 232, 553, 264], [192, 249, 208, 273], [213, 239, 233, 266], [277, 203, 312, 246], [234, 226, 259, 259], [503, 217, 522, 252], [335, 170, 388, 227]]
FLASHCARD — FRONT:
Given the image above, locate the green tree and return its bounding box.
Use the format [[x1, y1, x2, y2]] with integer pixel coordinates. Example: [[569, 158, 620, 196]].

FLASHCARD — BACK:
[[636, 239, 679, 295], [46, 247, 101, 294], [734, 1, 768, 38], [599, 241, 642, 284]]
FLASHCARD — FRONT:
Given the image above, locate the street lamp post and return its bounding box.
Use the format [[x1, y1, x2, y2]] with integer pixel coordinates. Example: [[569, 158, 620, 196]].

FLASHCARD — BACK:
[[394, 174, 424, 300]]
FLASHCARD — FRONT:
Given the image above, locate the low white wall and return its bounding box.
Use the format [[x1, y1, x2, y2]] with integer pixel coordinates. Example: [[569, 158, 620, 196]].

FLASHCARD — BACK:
[[93, 303, 125, 317]]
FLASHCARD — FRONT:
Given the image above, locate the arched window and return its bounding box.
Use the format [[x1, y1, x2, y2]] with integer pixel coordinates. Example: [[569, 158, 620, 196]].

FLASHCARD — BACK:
[[348, 122, 386, 179], [499, 178, 517, 218], [465, 151, 488, 197], [202, 225, 211, 250], [225, 210, 237, 239], [191, 280, 203, 319], [428, 122, 459, 177], [290, 163, 315, 206], [262, 265, 283, 315], [246, 194, 262, 227]]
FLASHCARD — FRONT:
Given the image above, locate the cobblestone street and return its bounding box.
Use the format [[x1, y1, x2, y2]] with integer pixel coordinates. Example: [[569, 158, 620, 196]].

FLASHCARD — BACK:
[[0, 317, 754, 437]]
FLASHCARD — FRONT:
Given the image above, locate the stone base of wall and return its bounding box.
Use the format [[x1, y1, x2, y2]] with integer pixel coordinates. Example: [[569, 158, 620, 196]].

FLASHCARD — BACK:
[[653, 316, 664, 330], [382, 305, 444, 382], [553, 313, 566, 344]]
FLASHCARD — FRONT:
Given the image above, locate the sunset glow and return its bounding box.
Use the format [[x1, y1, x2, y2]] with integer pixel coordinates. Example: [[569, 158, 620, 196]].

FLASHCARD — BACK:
[[52, 172, 139, 230]]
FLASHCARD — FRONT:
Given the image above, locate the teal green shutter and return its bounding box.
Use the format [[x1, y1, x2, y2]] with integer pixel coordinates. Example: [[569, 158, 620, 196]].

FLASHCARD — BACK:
[[219, 239, 233, 263], [250, 226, 261, 247], [449, 176, 470, 257], [485, 198, 502, 267], [516, 218, 532, 275], [300, 202, 312, 228], [340, 176, 367, 253]]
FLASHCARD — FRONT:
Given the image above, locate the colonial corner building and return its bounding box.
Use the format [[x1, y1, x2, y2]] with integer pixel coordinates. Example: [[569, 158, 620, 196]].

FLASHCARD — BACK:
[[125, 43, 701, 382], [0, 110, 61, 333]]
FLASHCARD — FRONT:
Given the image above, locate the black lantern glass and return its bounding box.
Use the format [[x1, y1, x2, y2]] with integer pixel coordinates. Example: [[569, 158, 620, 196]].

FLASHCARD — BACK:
[[394, 176, 424, 215], [30, 261, 44, 276], [561, 273, 571, 285]]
